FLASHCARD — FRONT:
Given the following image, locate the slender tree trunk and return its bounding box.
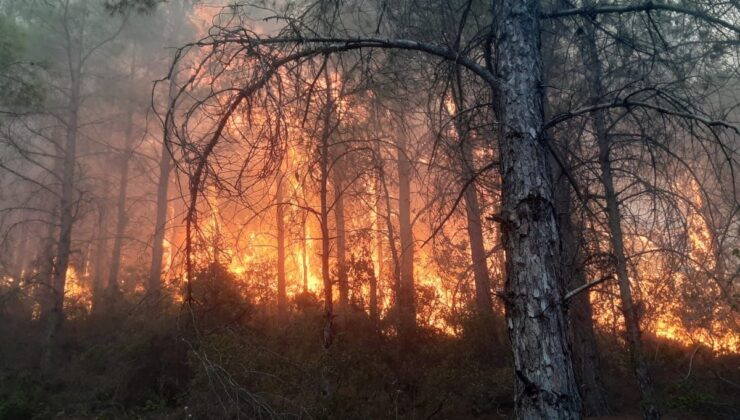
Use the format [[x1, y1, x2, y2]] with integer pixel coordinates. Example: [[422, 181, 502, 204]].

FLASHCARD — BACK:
[[333, 169, 349, 313], [578, 8, 660, 418], [38, 155, 62, 322], [461, 159, 494, 316], [396, 136, 415, 339], [599, 131, 659, 420], [91, 197, 110, 314], [148, 135, 172, 296], [379, 162, 401, 325], [553, 160, 611, 416], [302, 213, 309, 294], [276, 172, 287, 317], [450, 74, 494, 319], [45, 65, 81, 365], [12, 233, 29, 287], [320, 67, 334, 349], [107, 102, 135, 296], [370, 173, 383, 327], [449, 87, 499, 353], [6, 231, 30, 320], [495, 0, 581, 417], [148, 68, 178, 296]]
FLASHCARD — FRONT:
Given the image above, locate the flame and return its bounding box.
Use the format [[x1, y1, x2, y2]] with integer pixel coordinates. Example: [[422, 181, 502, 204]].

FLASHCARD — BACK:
[[162, 4, 737, 356], [590, 178, 738, 354], [64, 266, 92, 314]]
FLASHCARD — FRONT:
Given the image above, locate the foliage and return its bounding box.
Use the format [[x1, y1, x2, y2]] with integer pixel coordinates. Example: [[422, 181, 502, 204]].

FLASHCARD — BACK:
[[0, 15, 43, 110]]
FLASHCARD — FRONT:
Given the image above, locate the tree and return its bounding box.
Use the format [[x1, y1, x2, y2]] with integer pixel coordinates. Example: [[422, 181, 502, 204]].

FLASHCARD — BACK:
[[163, 0, 583, 415]]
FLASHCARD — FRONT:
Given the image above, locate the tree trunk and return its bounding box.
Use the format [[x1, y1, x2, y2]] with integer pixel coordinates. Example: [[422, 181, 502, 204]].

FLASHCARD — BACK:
[[13, 231, 29, 286], [148, 129, 172, 296], [378, 159, 401, 327], [370, 172, 383, 327], [276, 172, 287, 317], [107, 102, 135, 296], [553, 160, 611, 416], [149, 59, 180, 297], [495, 0, 581, 417], [320, 67, 334, 349], [577, 8, 660, 418], [449, 81, 495, 318], [92, 198, 110, 314], [333, 168, 349, 313], [461, 158, 494, 317], [301, 213, 309, 294], [44, 64, 81, 365], [396, 136, 415, 339]]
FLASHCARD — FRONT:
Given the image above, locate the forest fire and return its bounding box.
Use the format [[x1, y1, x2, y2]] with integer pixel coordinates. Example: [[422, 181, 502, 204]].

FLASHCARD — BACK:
[[2, 1, 739, 419]]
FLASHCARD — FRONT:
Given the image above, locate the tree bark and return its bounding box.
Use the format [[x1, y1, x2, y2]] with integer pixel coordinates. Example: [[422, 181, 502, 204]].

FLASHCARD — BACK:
[[495, 0, 581, 417], [577, 7, 660, 417]]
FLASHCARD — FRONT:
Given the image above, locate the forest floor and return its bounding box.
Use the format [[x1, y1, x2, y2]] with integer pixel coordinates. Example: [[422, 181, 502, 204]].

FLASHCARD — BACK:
[[1, 296, 738, 419]]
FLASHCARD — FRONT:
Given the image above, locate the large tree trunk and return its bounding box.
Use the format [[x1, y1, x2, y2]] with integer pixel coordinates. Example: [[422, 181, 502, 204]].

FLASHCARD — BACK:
[[577, 9, 660, 418], [495, 0, 581, 417], [396, 136, 416, 339], [553, 161, 611, 416], [276, 172, 287, 317]]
